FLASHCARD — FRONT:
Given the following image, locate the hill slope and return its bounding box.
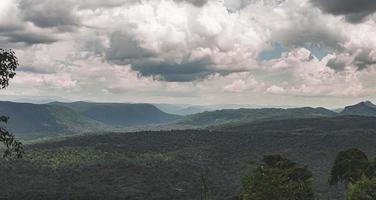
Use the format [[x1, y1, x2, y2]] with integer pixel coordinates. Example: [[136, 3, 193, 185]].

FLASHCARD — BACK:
[[50, 102, 181, 127], [175, 107, 337, 127], [0, 101, 106, 135]]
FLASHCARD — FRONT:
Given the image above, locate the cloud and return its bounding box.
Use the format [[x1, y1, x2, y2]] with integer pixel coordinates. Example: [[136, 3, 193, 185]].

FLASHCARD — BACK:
[[105, 31, 155, 61], [174, 0, 208, 7], [254, 0, 346, 50], [18, 0, 80, 31], [77, 0, 137, 9], [266, 85, 285, 95], [0, 0, 60, 46], [311, 0, 376, 23], [5, 31, 58, 45], [326, 50, 376, 71], [104, 31, 220, 82], [96, 0, 268, 81], [223, 76, 258, 93], [3, 0, 376, 106], [130, 59, 218, 82], [12, 71, 77, 90], [325, 20, 376, 71], [262, 48, 367, 97]]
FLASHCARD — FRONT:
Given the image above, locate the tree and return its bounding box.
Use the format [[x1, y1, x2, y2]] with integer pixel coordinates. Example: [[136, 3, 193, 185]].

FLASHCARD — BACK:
[[242, 155, 314, 200], [347, 177, 376, 200], [329, 148, 370, 186], [0, 48, 23, 158], [365, 159, 376, 180], [330, 149, 376, 199]]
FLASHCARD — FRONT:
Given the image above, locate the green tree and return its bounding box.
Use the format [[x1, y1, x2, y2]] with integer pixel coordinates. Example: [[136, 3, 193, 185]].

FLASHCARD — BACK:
[[365, 159, 376, 179], [329, 148, 370, 186], [347, 177, 376, 200], [242, 155, 314, 200], [0, 48, 23, 158]]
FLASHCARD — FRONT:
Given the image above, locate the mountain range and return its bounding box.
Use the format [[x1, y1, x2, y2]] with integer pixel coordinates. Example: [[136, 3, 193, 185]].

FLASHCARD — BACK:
[[1, 100, 376, 138], [174, 107, 337, 128], [0, 101, 180, 136], [50, 102, 181, 127]]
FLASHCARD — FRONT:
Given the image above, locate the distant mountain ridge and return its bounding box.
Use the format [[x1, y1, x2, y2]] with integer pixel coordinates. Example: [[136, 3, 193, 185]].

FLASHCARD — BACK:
[[174, 107, 338, 127], [340, 101, 376, 117], [175, 101, 376, 128], [154, 104, 210, 115], [50, 102, 181, 127], [0, 101, 181, 136], [0, 101, 106, 135], [0, 100, 376, 137]]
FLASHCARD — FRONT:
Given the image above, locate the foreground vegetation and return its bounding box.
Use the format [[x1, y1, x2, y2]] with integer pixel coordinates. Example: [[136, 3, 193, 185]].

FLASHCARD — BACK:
[[1, 116, 376, 199]]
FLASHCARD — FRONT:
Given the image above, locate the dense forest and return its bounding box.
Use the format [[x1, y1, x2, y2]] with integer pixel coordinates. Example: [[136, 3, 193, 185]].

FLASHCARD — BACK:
[[2, 116, 376, 199]]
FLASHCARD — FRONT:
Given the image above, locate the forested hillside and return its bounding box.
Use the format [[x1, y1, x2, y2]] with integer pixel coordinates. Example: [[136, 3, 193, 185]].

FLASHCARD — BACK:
[[175, 107, 337, 127], [2, 115, 376, 199]]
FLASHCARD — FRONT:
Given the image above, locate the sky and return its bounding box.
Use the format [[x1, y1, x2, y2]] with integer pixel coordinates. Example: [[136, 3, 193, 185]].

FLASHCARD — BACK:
[[1, 0, 376, 108]]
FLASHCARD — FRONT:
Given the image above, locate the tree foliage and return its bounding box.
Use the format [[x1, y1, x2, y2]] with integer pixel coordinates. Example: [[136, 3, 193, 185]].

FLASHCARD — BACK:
[[329, 148, 370, 186], [242, 155, 314, 200], [0, 48, 17, 88], [0, 48, 23, 158], [347, 177, 376, 200], [330, 149, 376, 199]]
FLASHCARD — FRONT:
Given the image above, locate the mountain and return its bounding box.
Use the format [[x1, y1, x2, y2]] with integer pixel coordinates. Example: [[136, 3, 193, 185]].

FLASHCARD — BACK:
[[340, 101, 376, 116], [154, 104, 212, 115], [0, 101, 106, 136], [3, 100, 376, 137], [0, 101, 181, 137], [50, 102, 181, 127], [0, 95, 71, 104], [154, 103, 294, 116], [220, 115, 376, 133], [175, 107, 338, 127]]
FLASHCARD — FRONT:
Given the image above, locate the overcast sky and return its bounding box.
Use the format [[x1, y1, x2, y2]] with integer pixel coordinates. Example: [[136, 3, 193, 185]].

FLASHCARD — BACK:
[[1, 0, 376, 107]]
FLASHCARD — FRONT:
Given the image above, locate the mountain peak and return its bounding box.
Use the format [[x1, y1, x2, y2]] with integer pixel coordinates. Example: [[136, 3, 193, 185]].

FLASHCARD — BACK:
[[341, 101, 376, 116], [359, 101, 376, 108]]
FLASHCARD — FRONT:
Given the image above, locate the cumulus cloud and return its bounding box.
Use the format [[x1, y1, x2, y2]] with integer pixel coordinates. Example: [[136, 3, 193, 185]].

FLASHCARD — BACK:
[[18, 0, 80, 31], [266, 85, 285, 95], [311, 0, 376, 23], [262, 48, 368, 97], [5, 31, 58, 45], [2, 0, 376, 106], [96, 0, 268, 81], [223, 77, 258, 93], [0, 0, 62, 46]]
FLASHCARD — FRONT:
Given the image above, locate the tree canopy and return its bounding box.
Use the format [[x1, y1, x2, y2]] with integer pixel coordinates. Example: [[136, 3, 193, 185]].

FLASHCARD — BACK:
[[0, 48, 17, 88], [242, 155, 314, 200], [347, 177, 376, 200], [329, 148, 370, 186], [0, 48, 23, 158], [329, 149, 376, 199]]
